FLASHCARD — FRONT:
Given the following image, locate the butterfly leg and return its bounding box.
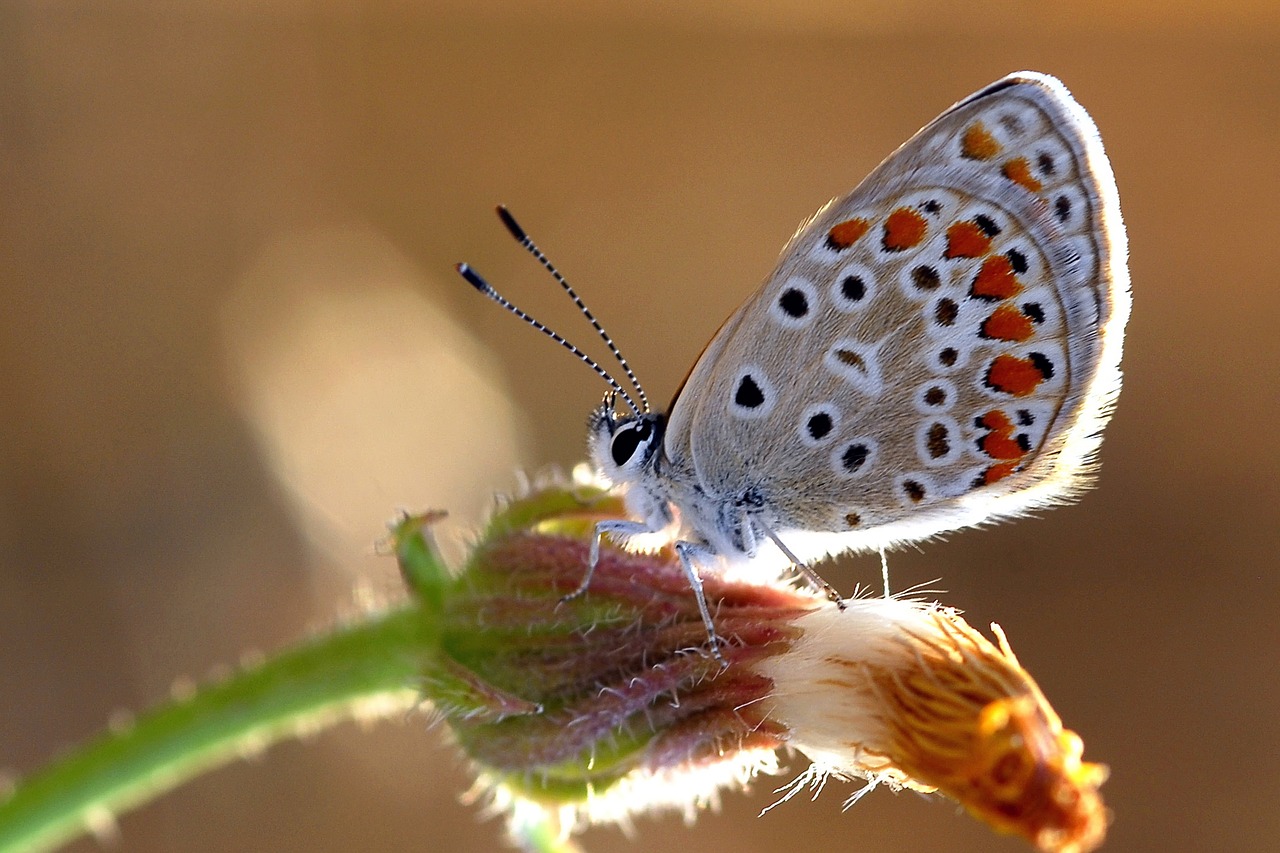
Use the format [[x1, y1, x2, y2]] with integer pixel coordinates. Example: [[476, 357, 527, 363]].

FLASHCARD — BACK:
[[561, 518, 655, 603], [572, 521, 727, 664], [673, 541, 727, 665], [758, 523, 846, 610]]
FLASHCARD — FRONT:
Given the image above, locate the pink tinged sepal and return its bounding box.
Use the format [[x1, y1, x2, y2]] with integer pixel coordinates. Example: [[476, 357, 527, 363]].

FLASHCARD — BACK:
[[391, 479, 1106, 852]]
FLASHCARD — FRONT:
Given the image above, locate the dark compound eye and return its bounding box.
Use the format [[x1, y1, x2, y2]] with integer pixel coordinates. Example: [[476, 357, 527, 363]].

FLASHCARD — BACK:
[[610, 421, 651, 467]]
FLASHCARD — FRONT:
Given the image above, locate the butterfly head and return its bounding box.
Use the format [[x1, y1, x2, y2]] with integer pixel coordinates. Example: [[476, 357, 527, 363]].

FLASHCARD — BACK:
[[589, 398, 665, 486]]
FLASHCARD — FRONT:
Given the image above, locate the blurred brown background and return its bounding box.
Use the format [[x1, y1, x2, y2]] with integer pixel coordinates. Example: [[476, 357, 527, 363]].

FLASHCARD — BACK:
[[2, 3, 1277, 852]]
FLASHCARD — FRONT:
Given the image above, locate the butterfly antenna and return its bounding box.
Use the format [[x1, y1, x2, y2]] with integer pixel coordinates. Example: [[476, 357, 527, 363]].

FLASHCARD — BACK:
[[456, 262, 641, 416], [495, 206, 651, 413]]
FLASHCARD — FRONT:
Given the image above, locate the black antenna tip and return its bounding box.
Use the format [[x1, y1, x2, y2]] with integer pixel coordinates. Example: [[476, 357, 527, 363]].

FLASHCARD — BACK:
[[495, 205, 529, 242], [455, 262, 494, 295]]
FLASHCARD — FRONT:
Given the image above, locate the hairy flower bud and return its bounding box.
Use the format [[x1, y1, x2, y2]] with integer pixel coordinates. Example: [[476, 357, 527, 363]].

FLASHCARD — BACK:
[[758, 603, 1108, 853], [392, 474, 1107, 852]]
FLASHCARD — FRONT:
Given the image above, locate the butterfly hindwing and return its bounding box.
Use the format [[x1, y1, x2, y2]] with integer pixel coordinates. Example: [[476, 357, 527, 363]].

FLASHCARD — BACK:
[[661, 72, 1130, 554]]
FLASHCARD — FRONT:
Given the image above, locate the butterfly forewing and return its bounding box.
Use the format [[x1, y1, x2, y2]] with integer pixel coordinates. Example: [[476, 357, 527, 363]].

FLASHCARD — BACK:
[[662, 72, 1129, 553]]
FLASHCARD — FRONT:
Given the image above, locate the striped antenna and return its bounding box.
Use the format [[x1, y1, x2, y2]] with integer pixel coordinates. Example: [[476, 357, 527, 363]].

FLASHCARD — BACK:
[[494, 206, 650, 413], [456, 262, 641, 416]]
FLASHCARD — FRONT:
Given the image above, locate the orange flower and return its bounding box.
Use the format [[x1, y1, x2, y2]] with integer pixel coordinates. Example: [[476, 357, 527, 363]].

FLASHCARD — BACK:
[[759, 603, 1108, 853]]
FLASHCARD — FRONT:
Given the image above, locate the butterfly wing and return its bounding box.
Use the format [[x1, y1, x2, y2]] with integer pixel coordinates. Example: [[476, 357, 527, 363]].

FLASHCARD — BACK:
[[662, 72, 1130, 555]]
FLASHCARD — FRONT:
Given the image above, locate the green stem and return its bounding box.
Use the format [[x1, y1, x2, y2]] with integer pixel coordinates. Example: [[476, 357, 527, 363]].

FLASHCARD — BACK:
[[513, 812, 586, 853], [0, 606, 435, 853]]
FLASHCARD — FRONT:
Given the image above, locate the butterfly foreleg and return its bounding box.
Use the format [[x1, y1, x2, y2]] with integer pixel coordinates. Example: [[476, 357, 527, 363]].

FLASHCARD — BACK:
[[562, 483, 677, 604], [559, 518, 659, 604]]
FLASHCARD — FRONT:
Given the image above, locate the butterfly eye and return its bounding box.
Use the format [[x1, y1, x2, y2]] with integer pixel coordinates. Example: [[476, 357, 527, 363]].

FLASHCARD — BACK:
[[610, 421, 651, 467]]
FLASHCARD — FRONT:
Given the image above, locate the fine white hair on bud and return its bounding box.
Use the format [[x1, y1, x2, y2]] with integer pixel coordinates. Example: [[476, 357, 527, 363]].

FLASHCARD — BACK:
[[759, 597, 989, 782]]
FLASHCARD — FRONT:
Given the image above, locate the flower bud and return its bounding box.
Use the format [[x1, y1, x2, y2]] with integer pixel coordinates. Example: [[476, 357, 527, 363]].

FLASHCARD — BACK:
[[758, 602, 1108, 853], [392, 475, 1106, 852]]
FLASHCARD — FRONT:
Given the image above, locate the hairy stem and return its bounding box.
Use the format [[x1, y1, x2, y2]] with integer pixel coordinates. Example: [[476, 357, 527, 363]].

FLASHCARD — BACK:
[[0, 605, 436, 853]]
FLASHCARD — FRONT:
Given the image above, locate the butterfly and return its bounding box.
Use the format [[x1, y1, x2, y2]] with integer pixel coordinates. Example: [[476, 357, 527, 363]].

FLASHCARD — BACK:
[[460, 71, 1130, 648]]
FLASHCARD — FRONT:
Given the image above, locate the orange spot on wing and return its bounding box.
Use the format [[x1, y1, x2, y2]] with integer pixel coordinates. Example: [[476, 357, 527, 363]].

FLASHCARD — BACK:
[[981, 462, 1019, 485], [971, 256, 1022, 300], [945, 221, 993, 259], [827, 218, 871, 250], [986, 354, 1048, 397], [977, 410, 1025, 460], [982, 304, 1035, 342], [883, 208, 928, 251], [1001, 157, 1043, 192], [961, 123, 1000, 160]]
